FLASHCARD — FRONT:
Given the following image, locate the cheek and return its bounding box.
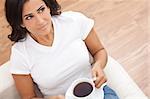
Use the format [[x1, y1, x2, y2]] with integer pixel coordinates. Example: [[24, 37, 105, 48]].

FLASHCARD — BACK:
[[44, 10, 51, 20], [23, 20, 36, 29], [24, 22, 37, 33]]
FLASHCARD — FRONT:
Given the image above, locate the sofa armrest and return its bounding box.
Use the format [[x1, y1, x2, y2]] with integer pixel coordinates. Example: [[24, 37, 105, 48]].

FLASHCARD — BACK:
[[0, 62, 14, 93], [0, 62, 20, 99], [104, 56, 148, 99]]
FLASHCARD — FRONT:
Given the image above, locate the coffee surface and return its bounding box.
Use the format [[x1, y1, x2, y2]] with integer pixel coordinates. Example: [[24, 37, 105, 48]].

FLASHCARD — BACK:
[[73, 82, 93, 97]]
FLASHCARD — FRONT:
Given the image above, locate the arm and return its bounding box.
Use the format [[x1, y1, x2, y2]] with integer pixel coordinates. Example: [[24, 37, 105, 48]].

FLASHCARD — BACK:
[[12, 74, 39, 99], [84, 28, 107, 69], [84, 28, 107, 88], [12, 74, 65, 99]]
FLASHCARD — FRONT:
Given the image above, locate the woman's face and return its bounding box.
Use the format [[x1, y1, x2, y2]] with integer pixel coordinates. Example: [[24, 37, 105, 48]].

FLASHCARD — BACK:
[[22, 0, 52, 36]]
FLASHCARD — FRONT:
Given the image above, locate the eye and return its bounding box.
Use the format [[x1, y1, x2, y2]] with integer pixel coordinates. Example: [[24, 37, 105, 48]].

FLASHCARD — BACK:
[[25, 15, 33, 20], [38, 7, 45, 13]]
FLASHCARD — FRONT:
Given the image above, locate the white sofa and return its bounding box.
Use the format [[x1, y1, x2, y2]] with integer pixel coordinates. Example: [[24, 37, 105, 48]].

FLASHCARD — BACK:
[[0, 56, 148, 99]]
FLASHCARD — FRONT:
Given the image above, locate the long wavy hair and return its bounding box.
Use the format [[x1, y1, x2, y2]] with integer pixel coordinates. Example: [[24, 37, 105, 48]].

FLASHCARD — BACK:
[[5, 0, 61, 42]]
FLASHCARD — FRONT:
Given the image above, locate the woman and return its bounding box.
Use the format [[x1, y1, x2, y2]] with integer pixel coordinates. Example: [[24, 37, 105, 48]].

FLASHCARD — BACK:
[[5, 0, 119, 99]]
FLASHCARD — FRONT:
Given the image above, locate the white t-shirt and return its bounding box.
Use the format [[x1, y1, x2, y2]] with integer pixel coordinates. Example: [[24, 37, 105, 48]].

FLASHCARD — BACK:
[[9, 11, 104, 97]]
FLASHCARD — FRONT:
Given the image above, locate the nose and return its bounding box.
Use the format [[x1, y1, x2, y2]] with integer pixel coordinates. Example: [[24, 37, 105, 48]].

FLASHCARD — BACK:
[[35, 14, 44, 25]]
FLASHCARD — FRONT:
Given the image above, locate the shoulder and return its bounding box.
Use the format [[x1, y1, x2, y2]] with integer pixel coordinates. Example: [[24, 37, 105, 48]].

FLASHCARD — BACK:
[[12, 41, 24, 50], [52, 11, 87, 22], [61, 11, 85, 17], [11, 41, 27, 56]]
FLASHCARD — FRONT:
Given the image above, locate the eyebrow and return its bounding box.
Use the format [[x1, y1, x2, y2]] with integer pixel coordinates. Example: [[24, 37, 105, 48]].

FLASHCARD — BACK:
[[23, 5, 44, 18], [37, 5, 44, 12]]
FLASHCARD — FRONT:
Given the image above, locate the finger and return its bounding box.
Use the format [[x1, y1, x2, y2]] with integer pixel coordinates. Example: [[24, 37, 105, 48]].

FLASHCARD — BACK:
[[95, 71, 105, 85], [94, 75, 100, 85], [94, 76, 103, 86], [96, 76, 107, 88], [92, 76, 97, 81], [92, 72, 100, 86], [92, 70, 97, 81], [94, 71, 103, 85]]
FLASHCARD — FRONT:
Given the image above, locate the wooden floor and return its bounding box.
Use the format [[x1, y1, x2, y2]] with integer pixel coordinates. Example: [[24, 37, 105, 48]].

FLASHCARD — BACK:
[[0, 0, 149, 97]]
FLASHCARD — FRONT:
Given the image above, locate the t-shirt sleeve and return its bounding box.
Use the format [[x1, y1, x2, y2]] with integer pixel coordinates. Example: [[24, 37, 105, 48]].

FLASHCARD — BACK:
[[9, 46, 30, 74], [76, 12, 94, 40]]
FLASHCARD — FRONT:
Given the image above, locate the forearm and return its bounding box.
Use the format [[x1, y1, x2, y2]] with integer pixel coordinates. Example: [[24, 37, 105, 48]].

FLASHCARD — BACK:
[[92, 48, 108, 69], [21, 95, 43, 99], [21, 97, 44, 99], [22, 97, 43, 99], [35, 95, 65, 99], [32, 97, 44, 99], [22, 94, 65, 99], [23, 97, 46, 99]]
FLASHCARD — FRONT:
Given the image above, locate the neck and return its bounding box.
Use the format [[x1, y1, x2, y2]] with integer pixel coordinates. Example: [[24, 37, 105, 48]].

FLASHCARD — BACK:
[[30, 25, 54, 47]]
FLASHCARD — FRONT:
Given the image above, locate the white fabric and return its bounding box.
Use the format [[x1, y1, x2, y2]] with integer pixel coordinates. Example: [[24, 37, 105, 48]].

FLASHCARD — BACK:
[[0, 62, 14, 93], [9, 11, 106, 97], [1, 57, 148, 99], [104, 56, 148, 99], [65, 78, 106, 99]]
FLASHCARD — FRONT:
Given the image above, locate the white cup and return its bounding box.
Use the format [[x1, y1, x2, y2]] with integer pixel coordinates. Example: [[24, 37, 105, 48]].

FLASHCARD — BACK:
[[65, 78, 95, 99]]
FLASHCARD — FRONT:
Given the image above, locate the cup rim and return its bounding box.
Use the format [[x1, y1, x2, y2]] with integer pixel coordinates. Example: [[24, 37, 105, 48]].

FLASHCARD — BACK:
[[70, 78, 95, 98]]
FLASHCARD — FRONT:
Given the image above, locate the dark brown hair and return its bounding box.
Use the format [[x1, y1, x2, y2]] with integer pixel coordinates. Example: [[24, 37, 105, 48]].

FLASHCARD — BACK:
[[5, 0, 61, 42]]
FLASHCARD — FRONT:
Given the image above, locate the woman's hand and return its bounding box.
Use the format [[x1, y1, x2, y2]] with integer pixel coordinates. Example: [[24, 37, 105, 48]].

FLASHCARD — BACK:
[[46, 95, 65, 99], [91, 61, 107, 88]]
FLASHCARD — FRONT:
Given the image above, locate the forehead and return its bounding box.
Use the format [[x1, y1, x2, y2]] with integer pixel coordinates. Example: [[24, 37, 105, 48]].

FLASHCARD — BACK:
[[22, 0, 45, 14]]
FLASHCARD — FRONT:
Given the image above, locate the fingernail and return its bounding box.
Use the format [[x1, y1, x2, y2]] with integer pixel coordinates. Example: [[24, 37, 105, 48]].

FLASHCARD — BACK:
[[92, 77, 97, 81]]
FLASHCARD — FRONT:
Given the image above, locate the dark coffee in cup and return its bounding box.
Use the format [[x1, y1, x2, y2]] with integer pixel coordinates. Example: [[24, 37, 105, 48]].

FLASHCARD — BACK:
[[73, 82, 93, 97]]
